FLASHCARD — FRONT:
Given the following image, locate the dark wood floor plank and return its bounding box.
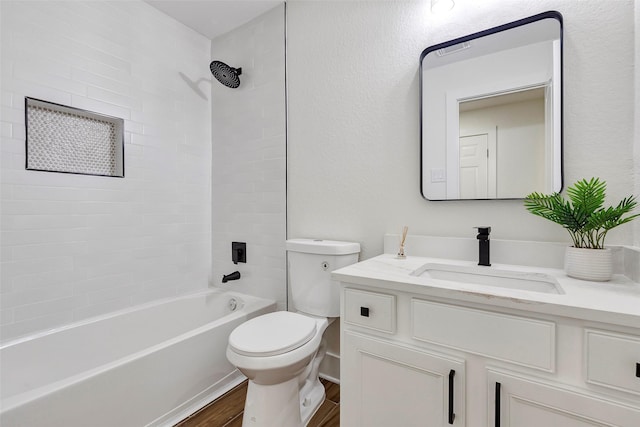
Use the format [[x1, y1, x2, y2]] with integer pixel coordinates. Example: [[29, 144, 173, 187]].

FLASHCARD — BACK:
[[176, 382, 248, 427], [316, 405, 340, 427], [322, 380, 340, 404], [308, 400, 337, 427], [222, 413, 244, 427], [175, 379, 340, 427]]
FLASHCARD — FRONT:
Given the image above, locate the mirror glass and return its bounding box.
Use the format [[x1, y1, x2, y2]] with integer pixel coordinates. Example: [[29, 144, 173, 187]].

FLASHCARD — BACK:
[[420, 11, 563, 200]]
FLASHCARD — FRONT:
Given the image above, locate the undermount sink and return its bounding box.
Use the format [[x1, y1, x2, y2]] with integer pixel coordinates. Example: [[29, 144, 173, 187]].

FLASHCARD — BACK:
[[411, 263, 564, 294]]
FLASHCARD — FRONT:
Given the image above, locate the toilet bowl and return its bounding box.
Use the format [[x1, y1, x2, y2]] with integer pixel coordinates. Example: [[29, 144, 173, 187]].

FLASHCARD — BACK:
[[226, 239, 360, 427], [227, 311, 330, 426]]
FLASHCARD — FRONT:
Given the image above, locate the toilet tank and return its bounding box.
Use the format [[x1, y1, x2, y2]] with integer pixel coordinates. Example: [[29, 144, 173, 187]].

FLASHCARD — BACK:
[[286, 239, 360, 317]]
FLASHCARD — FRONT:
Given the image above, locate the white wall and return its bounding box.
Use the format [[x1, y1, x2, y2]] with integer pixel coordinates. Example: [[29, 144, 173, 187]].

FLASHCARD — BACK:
[[0, 1, 212, 341], [287, 0, 637, 260], [635, 0, 640, 247], [211, 4, 287, 309]]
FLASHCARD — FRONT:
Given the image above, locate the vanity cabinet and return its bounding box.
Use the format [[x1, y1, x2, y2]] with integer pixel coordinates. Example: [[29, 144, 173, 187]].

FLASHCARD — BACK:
[[343, 331, 465, 427], [341, 288, 466, 426], [340, 285, 640, 427], [489, 370, 640, 426]]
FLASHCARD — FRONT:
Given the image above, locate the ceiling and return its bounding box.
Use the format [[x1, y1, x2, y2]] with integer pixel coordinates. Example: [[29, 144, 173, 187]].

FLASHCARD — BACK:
[[145, 0, 282, 40]]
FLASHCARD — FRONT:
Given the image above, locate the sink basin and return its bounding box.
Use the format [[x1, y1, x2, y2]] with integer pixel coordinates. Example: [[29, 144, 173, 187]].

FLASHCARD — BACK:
[[411, 263, 563, 294]]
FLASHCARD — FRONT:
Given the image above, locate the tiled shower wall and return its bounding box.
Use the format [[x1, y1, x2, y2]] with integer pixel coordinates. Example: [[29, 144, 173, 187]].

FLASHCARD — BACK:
[[0, 1, 212, 341], [211, 5, 287, 309]]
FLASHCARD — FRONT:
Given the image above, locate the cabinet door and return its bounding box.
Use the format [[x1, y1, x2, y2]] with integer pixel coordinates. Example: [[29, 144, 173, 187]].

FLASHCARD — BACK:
[[488, 370, 640, 427], [342, 331, 465, 427]]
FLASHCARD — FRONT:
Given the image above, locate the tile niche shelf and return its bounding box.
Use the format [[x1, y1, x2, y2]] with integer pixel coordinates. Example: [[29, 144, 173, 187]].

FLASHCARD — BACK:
[[25, 97, 124, 177]]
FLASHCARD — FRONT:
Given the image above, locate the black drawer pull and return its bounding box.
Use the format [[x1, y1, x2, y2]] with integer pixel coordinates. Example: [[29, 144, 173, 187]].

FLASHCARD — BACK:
[[360, 307, 370, 317], [495, 382, 501, 427], [448, 369, 455, 424], [636, 362, 640, 378]]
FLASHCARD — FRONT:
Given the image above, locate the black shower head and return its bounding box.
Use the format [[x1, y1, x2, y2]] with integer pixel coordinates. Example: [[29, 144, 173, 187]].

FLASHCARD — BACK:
[[209, 60, 242, 89]]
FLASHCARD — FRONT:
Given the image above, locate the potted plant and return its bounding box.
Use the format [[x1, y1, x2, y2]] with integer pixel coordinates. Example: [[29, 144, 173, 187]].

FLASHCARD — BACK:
[[524, 177, 639, 281]]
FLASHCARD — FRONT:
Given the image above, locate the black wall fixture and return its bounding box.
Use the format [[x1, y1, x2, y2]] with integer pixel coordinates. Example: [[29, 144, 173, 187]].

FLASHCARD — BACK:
[[222, 271, 241, 283], [232, 242, 246, 264], [210, 60, 242, 88]]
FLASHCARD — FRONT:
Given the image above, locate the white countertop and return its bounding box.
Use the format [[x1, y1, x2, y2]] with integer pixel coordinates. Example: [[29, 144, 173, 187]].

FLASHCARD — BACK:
[[333, 254, 640, 329]]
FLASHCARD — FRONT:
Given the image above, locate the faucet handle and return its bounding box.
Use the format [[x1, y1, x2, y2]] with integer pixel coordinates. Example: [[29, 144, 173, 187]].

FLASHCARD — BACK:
[[474, 226, 491, 235], [473, 225, 491, 240]]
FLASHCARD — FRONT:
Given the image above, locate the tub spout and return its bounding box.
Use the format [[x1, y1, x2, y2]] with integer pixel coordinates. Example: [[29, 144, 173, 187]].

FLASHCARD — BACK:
[[222, 271, 241, 283]]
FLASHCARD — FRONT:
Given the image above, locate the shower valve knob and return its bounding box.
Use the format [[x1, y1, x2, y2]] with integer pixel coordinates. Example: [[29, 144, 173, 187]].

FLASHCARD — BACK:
[[232, 242, 246, 264]]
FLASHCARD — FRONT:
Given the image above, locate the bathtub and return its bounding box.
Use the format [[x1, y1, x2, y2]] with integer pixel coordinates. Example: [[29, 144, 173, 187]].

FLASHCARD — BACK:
[[0, 289, 276, 427]]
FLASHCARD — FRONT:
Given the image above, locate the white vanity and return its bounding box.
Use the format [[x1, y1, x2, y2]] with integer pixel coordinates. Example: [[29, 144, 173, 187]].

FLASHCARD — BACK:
[[334, 236, 640, 427]]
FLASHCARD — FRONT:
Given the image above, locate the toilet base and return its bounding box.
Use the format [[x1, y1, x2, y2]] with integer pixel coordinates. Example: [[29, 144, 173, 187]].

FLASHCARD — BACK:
[[299, 377, 325, 425], [232, 317, 332, 427], [241, 376, 325, 427]]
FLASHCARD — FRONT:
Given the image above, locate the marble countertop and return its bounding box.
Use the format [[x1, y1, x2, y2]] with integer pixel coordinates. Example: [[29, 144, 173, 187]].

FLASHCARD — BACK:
[[333, 254, 640, 329]]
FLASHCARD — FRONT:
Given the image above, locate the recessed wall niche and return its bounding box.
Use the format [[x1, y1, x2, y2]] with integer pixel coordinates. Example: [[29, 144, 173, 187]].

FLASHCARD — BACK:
[[25, 97, 124, 177]]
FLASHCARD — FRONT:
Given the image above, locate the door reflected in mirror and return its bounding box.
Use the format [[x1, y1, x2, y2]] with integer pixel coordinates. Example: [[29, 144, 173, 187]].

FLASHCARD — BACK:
[[420, 11, 563, 200]]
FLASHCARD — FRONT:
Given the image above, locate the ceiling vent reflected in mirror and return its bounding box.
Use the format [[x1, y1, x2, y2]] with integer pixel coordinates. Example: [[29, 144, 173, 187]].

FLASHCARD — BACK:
[[437, 42, 471, 57], [431, 0, 455, 14]]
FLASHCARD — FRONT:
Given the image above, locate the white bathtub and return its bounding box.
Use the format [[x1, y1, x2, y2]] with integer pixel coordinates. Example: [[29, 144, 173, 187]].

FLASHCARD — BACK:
[[0, 289, 276, 427]]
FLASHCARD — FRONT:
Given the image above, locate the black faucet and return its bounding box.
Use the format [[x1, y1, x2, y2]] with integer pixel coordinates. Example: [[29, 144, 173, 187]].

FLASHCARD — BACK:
[[222, 271, 241, 283], [475, 227, 491, 266]]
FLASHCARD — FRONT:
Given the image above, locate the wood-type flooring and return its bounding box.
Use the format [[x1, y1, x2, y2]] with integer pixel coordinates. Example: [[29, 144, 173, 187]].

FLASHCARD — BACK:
[[175, 378, 340, 427]]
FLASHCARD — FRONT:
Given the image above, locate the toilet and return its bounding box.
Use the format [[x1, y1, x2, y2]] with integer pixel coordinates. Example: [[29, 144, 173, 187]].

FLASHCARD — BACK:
[[226, 238, 360, 427]]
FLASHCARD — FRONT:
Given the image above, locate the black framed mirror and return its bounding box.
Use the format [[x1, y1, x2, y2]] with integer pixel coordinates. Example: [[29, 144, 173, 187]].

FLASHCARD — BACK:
[[420, 11, 563, 200]]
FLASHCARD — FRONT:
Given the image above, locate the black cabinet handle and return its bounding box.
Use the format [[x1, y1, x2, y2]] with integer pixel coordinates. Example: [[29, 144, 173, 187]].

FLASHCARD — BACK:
[[360, 307, 369, 317], [495, 382, 501, 427], [636, 363, 640, 378], [448, 369, 455, 424]]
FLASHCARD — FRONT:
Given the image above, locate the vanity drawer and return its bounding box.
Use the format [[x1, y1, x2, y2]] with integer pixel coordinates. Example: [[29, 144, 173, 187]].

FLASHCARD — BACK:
[[585, 329, 640, 396], [412, 299, 555, 371], [344, 289, 396, 333]]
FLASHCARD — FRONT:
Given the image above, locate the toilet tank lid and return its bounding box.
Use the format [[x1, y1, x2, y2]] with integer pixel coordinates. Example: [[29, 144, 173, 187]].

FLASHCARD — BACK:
[[286, 239, 360, 255]]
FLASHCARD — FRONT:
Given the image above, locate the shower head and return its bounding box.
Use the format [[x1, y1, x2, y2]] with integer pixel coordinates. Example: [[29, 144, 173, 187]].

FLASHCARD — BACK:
[[209, 60, 242, 89]]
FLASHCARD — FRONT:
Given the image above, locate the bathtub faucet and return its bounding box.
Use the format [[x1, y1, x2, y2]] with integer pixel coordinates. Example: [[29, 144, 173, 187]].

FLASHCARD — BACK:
[[222, 271, 241, 283]]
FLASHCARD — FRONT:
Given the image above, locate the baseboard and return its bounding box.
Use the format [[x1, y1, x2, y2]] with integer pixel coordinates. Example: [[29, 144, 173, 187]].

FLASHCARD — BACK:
[[318, 350, 340, 384]]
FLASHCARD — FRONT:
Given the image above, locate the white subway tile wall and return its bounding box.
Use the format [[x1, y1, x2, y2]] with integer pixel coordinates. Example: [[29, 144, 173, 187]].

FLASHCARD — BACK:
[[211, 4, 287, 309], [0, 1, 212, 341]]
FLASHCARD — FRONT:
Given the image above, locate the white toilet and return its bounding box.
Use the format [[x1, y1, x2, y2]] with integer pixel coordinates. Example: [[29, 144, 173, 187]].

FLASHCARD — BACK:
[[226, 238, 360, 427]]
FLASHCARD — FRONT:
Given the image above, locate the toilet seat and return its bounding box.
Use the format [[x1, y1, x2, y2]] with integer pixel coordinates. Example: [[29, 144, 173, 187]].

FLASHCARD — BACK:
[[228, 311, 317, 357]]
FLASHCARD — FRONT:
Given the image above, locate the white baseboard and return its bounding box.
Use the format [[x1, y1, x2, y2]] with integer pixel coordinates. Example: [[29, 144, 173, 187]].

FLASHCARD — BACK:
[[318, 350, 340, 384]]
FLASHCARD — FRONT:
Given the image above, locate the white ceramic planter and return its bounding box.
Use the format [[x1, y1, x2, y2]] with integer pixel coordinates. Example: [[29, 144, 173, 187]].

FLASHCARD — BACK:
[[564, 247, 613, 282]]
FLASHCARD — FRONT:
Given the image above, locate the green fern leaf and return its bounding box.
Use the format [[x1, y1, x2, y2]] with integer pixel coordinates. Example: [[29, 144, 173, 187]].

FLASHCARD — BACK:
[[524, 178, 638, 249]]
